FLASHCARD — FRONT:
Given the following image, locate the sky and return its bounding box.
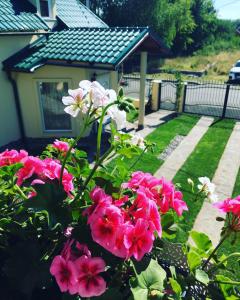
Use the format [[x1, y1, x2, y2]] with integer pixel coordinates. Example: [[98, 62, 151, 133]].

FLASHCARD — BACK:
[[214, 0, 240, 20]]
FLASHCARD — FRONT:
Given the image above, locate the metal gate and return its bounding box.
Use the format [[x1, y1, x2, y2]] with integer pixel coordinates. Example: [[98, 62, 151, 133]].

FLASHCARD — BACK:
[[159, 80, 177, 111], [183, 82, 226, 117], [183, 82, 240, 120]]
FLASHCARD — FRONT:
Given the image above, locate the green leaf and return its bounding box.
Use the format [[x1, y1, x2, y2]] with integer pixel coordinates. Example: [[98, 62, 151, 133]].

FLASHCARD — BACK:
[[190, 231, 212, 252], [216, 275, 240, 299], [130, 258, 166, 300], [24, 181, 71, 229], [187, 250, 201, 271], [195, 269, 209, 286], [118, 87, 124, 98], [169, 278, 182, 297]]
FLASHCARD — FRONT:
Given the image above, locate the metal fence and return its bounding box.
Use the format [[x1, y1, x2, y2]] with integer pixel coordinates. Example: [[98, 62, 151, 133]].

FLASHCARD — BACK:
[[156, 79, 240, 120], [121, 74, 153, 101]]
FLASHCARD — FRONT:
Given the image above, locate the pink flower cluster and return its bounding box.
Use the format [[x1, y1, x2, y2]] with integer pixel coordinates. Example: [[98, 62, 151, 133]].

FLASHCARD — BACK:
[[50, 240, 106, 298], [214, 196, 240, 217], [84, 172, 188, 261], [0, 149, 73, 195], [53, 139, 70, 153], [214, 196, 240, 231], [17, 157, 73, 194], [0, 149, 28, 167], [123, 171, 188, 216]]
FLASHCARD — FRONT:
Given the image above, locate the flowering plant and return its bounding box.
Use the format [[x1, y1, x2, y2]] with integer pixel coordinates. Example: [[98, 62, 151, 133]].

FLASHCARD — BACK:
[[0, 81, 239, 300]]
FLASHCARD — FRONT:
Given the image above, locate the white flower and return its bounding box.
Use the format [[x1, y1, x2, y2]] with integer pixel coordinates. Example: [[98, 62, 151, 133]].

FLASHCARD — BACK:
[[198, 177, 218, 203], [108, 105, 126, 130], [62, 88, 89, 117], [79, 80, 113, 108], [80, 80, 126, 130], [130, 133, 145, 149]]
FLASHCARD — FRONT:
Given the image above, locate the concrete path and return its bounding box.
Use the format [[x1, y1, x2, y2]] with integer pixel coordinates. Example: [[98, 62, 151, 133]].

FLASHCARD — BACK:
[[127, 109, 176, 138], [190, 122, 240, 247], [154, 116, 214, 181]]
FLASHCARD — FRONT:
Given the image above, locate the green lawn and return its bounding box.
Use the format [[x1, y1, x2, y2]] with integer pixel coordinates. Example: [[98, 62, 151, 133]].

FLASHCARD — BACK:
[[107, 114, 199, 174], [172, 119, 235, 243], [217, 168, 240, 280]]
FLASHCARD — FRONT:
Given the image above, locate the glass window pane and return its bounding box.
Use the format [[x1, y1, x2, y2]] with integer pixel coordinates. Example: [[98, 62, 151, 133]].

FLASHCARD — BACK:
[[40, 0, 49, 17], [38, 82, 71, 131]]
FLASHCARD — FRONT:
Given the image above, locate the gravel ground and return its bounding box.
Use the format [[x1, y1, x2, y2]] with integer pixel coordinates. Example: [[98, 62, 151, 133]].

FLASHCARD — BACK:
[[158, 135, 185, 161]]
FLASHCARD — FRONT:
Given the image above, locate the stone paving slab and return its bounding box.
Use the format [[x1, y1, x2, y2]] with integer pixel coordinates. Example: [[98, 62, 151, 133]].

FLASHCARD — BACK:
[[190, 122, 240, 247], [154, 116, 214, 181], [128, 110, 176, 138]]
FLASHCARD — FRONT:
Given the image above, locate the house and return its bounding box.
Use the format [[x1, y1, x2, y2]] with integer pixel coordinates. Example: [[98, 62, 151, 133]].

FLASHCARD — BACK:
[[1, 0, 168, 149]]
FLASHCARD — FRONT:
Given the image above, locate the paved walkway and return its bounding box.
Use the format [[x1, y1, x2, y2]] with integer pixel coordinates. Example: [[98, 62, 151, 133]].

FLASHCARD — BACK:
[[127, 110, 176, 138], [154, 116, 214, 181], [190, 122, 240, 247]]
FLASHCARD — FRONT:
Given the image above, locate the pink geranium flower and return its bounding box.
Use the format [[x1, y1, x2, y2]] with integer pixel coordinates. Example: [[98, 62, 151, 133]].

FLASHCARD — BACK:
[[73, 256, 106, 298], [53, 139, 70, 153], [0, 149, 28, 167], [90, 205, 123, 248], [50, 255, 77, 294], [16, 156, 44, 185], [171, 190, 188, 216], [124, 219, 154, 261], [214, 197, 240, 217]]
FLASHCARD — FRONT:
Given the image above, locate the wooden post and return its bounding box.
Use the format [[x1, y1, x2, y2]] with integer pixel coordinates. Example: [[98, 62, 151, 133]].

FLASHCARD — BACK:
[[138, 51, 148, 129], [151, 80, 161, 111]]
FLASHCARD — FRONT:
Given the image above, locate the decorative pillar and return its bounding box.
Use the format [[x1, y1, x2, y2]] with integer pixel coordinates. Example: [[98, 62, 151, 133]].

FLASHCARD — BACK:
[[138, 51, 148, 129]]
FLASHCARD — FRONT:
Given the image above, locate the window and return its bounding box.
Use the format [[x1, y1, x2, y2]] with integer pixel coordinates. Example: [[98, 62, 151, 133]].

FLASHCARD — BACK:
[[38, 81, 72, 131], [39, 0, 51, 17]]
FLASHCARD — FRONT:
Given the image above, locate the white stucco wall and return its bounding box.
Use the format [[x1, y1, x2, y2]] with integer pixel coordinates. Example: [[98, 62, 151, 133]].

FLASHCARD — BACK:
[[0, 35, 37, 147]]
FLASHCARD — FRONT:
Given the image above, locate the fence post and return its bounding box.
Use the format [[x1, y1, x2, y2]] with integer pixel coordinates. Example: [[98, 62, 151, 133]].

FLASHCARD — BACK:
[[222, 84, 230, 119], [177, 82, 187, 113], [182, 82, 188, 113], [158, 80, 162, 110], [151, 80, 161, 111]]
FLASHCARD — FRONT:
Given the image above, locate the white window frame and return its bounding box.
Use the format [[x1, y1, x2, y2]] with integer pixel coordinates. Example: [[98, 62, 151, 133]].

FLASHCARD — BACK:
[[37, 0, 53, 19], [37, 79, 73, 133]]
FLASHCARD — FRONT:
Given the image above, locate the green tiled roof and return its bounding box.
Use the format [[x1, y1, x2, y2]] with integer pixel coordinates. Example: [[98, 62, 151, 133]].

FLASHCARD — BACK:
[[4, 27, 151, 72], [0, 0, 49, 32], [56, 0, 107, 28]]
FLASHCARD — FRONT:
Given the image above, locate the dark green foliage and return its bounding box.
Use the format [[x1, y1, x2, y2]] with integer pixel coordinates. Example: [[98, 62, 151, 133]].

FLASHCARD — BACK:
[[85, 0, 240, 55]]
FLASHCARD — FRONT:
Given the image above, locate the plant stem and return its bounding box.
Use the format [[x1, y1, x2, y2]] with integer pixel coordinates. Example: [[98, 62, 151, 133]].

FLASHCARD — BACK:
[[202, 232, 229, 270], [74, 145, 114, 201], [15, 184, 28, 200], [96, 101, 118, 161], [211, 280, 240, 286], [208, 252, 240, 274], [60, 118, 89, 183], [130, 259, 138, 276], [128, 146, 148, 171]]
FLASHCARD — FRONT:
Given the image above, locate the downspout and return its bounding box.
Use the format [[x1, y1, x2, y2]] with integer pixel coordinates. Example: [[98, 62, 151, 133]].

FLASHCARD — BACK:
[[6, 70, 26, 145]]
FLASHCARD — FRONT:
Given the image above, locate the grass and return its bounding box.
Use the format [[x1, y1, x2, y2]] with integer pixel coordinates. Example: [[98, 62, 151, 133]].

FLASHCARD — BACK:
[[151, 50, 240, 82], [107, 114, 199, 174], [217, 168, 240, 280], [172, 119, 235, 243]]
